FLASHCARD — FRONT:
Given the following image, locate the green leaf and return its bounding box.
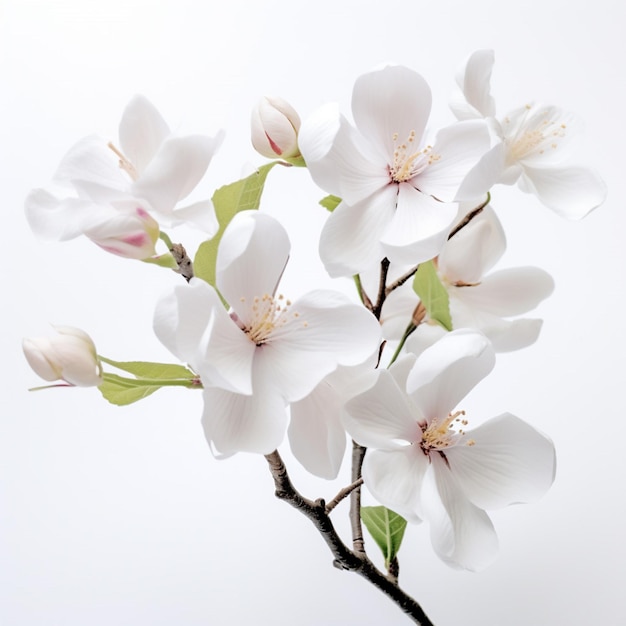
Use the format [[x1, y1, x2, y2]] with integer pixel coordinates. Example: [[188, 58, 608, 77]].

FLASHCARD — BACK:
[[98, 375, 163, 406], [319, 194, 342, 212], [361, 506, 407, 568], [194, 162, 280, 290], [412, 260, 453, 331], [99, 358, 195, 380], [96, 359, 198, 406]]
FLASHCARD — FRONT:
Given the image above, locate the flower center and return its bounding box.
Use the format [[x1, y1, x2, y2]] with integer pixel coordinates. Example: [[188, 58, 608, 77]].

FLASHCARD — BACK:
[[504, 104, 567, 164], [108, 142, 139, 181], [419, 410, 475, 457], [240, 293, 303, 346], [388, 131, 440, 183]]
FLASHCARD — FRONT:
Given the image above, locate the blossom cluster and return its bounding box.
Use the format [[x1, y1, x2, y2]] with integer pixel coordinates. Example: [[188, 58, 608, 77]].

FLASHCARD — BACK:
[[23, 50, 605, 574]]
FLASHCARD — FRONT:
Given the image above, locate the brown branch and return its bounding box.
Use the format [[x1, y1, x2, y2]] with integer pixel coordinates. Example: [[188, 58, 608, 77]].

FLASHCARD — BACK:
[[349, 441, 367, 554], [372, 258, 391, 320], [170, 243, 194, 282], [325, 477, 363, 514], [264, 450, 435, 625], [447, 193, 491, 240], [385, 264, 420, 296]]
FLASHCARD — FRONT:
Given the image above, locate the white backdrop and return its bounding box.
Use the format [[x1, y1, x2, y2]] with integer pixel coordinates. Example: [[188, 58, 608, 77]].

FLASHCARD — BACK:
[[1, 1, 624, 624]]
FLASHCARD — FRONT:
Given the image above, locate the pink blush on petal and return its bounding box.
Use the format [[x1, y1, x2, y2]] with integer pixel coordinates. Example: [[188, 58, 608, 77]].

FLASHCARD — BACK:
[[122, 233, 148, 247]]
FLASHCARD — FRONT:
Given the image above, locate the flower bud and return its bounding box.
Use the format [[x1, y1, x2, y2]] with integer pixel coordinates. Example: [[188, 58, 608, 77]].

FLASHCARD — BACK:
[[87, 205, 160, 260], [251, 96, 301, 159], [23, 326, 103, 387]]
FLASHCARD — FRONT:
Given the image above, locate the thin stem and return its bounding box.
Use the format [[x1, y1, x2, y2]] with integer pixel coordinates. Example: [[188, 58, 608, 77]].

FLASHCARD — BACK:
[[349, 441, 367, 554], [354, 274, 374, 311], [325, 478, 363, 514], [264, 450, 435, 625], [447, 192, 491, 240], [385, 264, 420, 296], [388, 322, 417, 367], [372, 258, 391, 319]]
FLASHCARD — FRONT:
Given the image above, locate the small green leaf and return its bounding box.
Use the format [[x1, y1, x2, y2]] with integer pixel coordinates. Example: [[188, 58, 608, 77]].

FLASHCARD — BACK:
[[98, 375, 163, 406], [194, 162, 279, 290], [99, 358, 195, 380], [412, 260, 453, 331], [319, 194, 342, 212], [96, 359, 199, 406], [361, 506, 408, 569]]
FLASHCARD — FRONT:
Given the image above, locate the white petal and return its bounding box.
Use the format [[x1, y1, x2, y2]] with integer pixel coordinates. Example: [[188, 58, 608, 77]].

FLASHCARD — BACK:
[[450, 49, 497, 120], [407, 329, 495, 419], [424, 456, 499, 571], [153, 278, 217, 366], [132, 132, 223, 213], [439, 205, 506, 283], [298, 105, 388, 204], [24, 188, 116, 241], [417, 120, 491, 202], [450, 300, 545, 352], [518, 164, 607, 219], [170, 199, 218, 234], [446, 413, 556, 510], [343, 368, 422, 450], [259, 290, 381, 401], [362, 448, 428, 523], [289, 378, 347, 479], [458, 267, 554, 316], [217, 211, 290, 313], [201, 367, 288, 455], [119, 95, 171, 174], [352, 65, 432, 162], [381, 184, 457, 266], [405, 323, 447, 357], [53, 135, 129, 197], [319, 188, 395, 278]]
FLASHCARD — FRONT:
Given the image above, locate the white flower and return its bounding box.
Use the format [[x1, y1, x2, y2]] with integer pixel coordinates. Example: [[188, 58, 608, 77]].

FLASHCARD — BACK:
[[298, 65, 492, 277], [23, 326, 103, 387], [251, 96, 301, 159], [154, 210, 381, 456], [383, 205, 555, 353], [343, 330, 556, 571], [450, 49, 606, 218], [25, 95, 224, 253]]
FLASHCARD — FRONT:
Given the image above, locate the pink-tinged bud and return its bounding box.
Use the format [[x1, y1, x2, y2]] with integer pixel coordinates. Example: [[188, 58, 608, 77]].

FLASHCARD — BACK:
[[251, 96, 301, 159], [23, 326, 103, 387], [87, 205, 160, 260]]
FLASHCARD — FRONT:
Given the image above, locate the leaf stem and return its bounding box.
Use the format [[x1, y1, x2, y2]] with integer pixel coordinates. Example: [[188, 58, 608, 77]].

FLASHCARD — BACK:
[[101, 372, 200, 389]]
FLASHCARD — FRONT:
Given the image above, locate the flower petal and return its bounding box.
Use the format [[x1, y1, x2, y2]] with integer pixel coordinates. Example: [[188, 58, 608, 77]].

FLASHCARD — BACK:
[[132, 131, 224, 215], [423, 456, 499, 571], [319, 188, 395, 278], [217, 211, 290, 313], [446, 413, 556, 510], [380, 184, 457, 266], [518, 164, 607, 219], [407, 329, 495, 419], [417, 120, 491, 202], [259, 289, 381, 401], [458, 266, 554, 316], [201, 367, 288, 456], [298, 105, 388, 205], [362, 447, 428, 523], [289, 378, 347, 479], [450, 49, 497, 120], [170, 199, 218, 234], [343, 367, 422, 450], [351, 65, 432, 162], [24, 188, 116, 241], [119, 95, 171, 175], [439, 205, 506, 283]]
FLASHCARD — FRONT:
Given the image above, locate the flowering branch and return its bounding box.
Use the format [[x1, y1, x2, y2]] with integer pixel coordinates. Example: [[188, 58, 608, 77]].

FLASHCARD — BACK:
[[264, 450, 435, 626]]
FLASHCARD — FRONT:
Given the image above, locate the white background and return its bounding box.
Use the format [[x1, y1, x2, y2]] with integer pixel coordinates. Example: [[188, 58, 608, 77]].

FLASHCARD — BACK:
[[1, 1, 624, 624]]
